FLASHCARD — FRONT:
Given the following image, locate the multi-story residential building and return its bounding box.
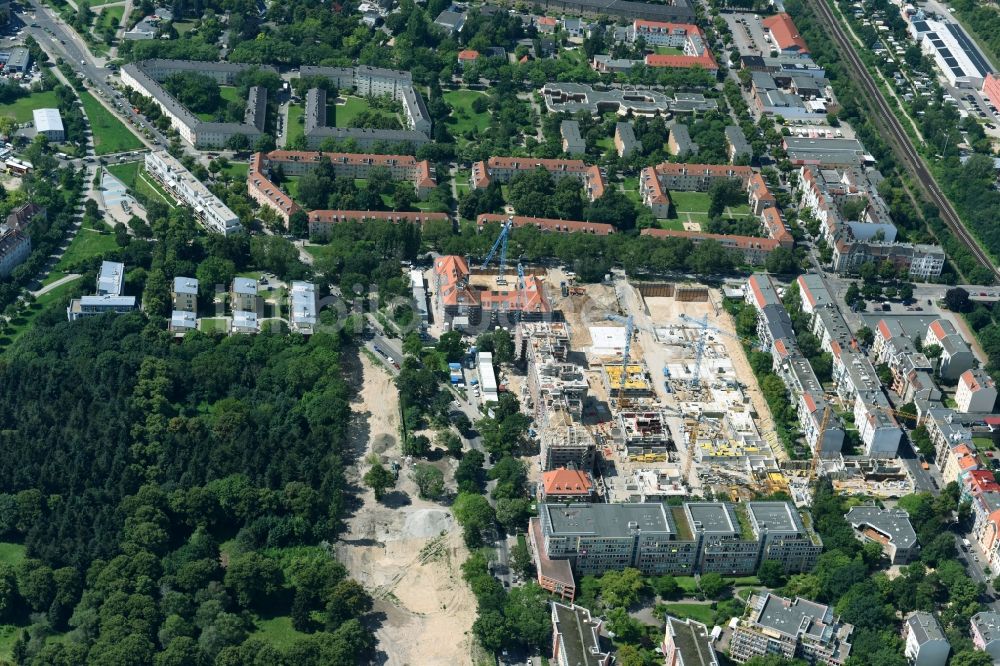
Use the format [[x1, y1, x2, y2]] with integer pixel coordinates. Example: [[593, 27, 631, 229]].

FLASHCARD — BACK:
[[231, 277, 259, 313], [301, 86, 430, 150], [844, 504, 918, 564], [289, 281, 318, 335], [726, 125, 752, 163], [309, 210, 449, 239], [615, 122, 638, 157], [903, 611, 950, 666], [971, 612, 1000, 663], [0, 227, 29, 277], [640, 228, 780, 265], [67, 261, 137, 321], [957, 368, 998, 413], [924, 319, 975, 380], [550, 602, 612, 666], [541, 468, 595, 502], [521, 322, 589, 425], [541, 421, 596, 472], [730, 593, 853, 665], [232, 310, 259, 335], [926, 407, 975, 469], [146, 151, 241, 235], [941, 443, 978, 485], [471, 156, 606, 200], [762, 13, 810, 55], [120, 60, 275, 148], [662, 615, 719, 666], [248, 150, 437, 226], [833, 350, 902, 458], [561, 120, 586, 155], [668, 124, 698, 156], [477, 214, 615, 236], [170, 310, 196, 334], [172, 276, 198, 312], [973, 492, 1000, 571]]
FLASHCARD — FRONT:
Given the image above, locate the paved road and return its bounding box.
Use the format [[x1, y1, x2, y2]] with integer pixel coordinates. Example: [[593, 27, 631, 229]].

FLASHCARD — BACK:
[[32, 272, 81, 297], [804, 0, 1000, 282]]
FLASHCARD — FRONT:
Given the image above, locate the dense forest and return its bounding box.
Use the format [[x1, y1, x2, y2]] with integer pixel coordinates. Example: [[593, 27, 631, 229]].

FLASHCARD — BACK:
[[0, 314, 375, 664]]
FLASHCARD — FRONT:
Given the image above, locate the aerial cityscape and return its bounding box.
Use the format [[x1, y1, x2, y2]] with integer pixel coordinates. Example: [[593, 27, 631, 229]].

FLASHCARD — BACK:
[[1, 0, 1000, 663]]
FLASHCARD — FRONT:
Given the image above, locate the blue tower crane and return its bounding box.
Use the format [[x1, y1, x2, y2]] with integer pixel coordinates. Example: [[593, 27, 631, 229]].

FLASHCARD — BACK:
[[480, 217, 513, 285]]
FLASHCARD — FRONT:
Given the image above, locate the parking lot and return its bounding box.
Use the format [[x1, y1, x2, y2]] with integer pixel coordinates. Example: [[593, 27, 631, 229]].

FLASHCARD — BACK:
[[724, 12, 769, 57]]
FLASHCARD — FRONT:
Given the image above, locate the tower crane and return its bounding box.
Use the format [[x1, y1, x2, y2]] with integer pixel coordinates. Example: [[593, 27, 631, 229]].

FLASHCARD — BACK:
[[678, 313, 743, 390], [606, 313, 635, 409], [480, 217, 513, 285]]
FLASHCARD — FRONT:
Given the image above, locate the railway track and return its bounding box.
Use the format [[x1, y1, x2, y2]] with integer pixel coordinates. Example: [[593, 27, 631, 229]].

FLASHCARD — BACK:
[[804, 0, 1000, 280]]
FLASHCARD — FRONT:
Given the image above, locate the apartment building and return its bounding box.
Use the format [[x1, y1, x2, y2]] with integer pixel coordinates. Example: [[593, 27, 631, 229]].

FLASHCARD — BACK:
[[726, 125, 752, 163], [668, 124, 698, 156], [521, 322, 589, 425], [662, 615, 720, 666], [170, 310, 196, 334], [67, 261, 137, 321], [957, 369, 998, 413], [477, 214, 615, 236], [640, 228, 780, 265], [924, 319, 975, 380], [550, 602, 612, 666], [971, 612, 1000, 663], [903, 612, 949, 666], [541, 421, 596, 471], [844, 504, 918, 564], [730, 593, 853, 666], [301, 85, 430, 150], [247, 150, 437, 226], [833, 350, 902, 458], [172, 276, 198, 312], [232, 310, 259, 335], [561, 120, 585, 155], [615, 122, 638, 157], [470, 156, 606, 201], [747, 501, 824, 572], [231, 277, 259, 313], [289, 281, 318, 335], [309, 210, 449, 239], [925, 407, 975, 472], [0, 227, 29, 277], [146, 151, 242, 235], [685, 502, 761, 576]]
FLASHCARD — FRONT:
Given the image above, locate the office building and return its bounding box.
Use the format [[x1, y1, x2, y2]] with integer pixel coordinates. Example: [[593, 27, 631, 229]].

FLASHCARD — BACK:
[[730, 593, 853, 665], [145, 151, 242, 235], [844, 504, 918, 564]]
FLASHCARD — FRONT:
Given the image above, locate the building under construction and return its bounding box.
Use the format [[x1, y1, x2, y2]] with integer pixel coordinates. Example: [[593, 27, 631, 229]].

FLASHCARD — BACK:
[[610, 411, 676, 461], [521, 322, 589, 425], [541, 414, 598, 472], [602, 362, 654, 403]]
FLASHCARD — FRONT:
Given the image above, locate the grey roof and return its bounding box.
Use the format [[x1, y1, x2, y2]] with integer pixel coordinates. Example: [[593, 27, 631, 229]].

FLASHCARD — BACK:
[[305, 87, 327, 133], [541, 82, 669, 115], [233, 277, 258, 295], [747, 502, 803, 535], [33, 108, 63, 134], [725, 125, 751, 157], [245, 86, 267, 131], [757, 594, 832, 637], [6, 47, 30, 70], [798, 274, 832, 309], [543, 502, 672, 537], [685, 502, 737, 535], [972, 612, 1000, 644], [80, 295, 136, 307], [402, 86, 430, 127], [749, 273, 782, 308], [615, 122, 637, 151], [551, 603, 610, 666], [98, 261, 125, 296], [305, 125, 430, 146], [543, 0, 694, 21], [670, 124, 697, 152], [355, 64, 412, 83], [905, 612, 947, 645], [785, 137, 867, 164], [762, 304, 796, 344], [672, 93, 719, 114], [844, 504, 917, 550], [298, 65, 354, 82], [171, 310, 196, 329], [815, 308, 852, 348], [863, 313, 942, 341], [434, 9, 465, 29], [940, 334, 971, 358], [665, 616, 719, 666], [561, 120, 583, 144], [173, 276, 198, 295]]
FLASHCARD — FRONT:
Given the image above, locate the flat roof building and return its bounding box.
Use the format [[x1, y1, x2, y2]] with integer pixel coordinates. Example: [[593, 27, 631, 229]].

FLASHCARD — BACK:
[[67, 261, 137, 321], [663, 615, 719, 666], [971, 612, 1000, 662], [289, 281, 318, 334], [844, 504, 918, 564], [550, 602, 612, 666], [146, 151, 241, 235], [731, 592, 853, 665], [33, 108, 64, 142]]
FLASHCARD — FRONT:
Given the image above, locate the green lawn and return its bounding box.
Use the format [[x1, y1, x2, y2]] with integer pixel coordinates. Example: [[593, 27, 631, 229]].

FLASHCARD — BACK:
[[974, 436, 997, 451], [200, 318, 228, 333], [0, 542, 25, 566], [669, 190, 712, 214], [455, 169, 470, 196], [672, 576, 701, 594], [444, 89, 491, 135], [653, 46, 685, 55], [219, 86, 243, 106], [286, 102, 304, 145], [221, 162, 248, 180], [172, 20, 196, 35], [660, 602, 715, 625], [54, 229, 119, 271], [107, 162, 175, 206], [0, 625, 21, 662], [252, 616, 309, 650], [334, 96, 381, 128], [79, 91, 143, 154], [0, 277, 83, 353], [97, 5, 123, 32], [656, 219, 686, 231], [0, 90, 61, 123]]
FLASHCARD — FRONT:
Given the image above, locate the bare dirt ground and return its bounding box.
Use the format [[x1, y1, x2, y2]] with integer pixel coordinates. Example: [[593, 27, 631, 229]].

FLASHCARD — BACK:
[[339, 352, 476, 666]]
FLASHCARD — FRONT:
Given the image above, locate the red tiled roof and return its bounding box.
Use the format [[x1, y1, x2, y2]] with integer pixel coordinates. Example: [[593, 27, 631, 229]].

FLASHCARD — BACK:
[[762, 207, 792, 246], [640, 166, 670, 206], [538, 16, 557, 26], [309, 210, 448, 225], [929, 319, 948, 343], [458, 49, 480, 61], [542, 468, 593, 495], [762, 13, 809, 53], [477, 214, 615, 235], [433, 254, 551, 314], [640, 228, 780, 252], [654, 163, 753, 180], [877, 319, 893, 341], [802, 392, 817, 413], [644, 52, 718, 70]]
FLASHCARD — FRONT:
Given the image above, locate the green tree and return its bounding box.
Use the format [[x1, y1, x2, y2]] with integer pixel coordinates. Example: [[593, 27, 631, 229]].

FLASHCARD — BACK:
[[599, 568, 645, 608], [473, 610, 508, 653], [411, 463, 445, 500], [757, 560, 786, 588], [765, 247, 799, 274], [224, 552, 283, 609], [453, 492, 495, 547], [363, 462, 395, 501], [699, 572, 727, 599], [651, 574, 680, 600], [437, 430, 463, 457], [504, 584, 551, 650]]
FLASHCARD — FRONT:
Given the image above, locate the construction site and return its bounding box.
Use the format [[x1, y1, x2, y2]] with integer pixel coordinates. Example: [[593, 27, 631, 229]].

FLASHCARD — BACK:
[[527, 271, 791, 504]]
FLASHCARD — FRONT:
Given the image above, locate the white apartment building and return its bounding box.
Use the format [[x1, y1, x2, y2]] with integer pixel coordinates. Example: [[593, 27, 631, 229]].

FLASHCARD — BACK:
[[956, 369, 998, 413], [145, 151, 241, 235]]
